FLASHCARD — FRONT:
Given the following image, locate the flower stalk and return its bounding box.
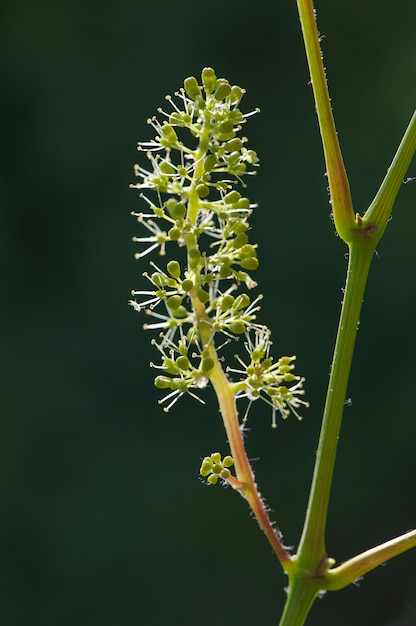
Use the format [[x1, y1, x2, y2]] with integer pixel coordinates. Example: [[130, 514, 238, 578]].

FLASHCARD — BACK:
[[130, 68, 308, 571]]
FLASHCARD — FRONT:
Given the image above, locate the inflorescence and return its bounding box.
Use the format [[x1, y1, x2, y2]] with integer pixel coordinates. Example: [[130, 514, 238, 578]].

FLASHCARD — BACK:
[[130, 67, 308, 428]]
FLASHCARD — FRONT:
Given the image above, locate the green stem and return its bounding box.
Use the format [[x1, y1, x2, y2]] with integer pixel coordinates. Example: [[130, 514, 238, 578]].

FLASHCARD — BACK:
[[296, 0, 377, 570], [327, 529, 416, 590], [296, 0, 355, 241], [279, 3, 416, 625], [364, 109, 416, 239], [278, 575, 320, 626], [297, 243, 373, 567]]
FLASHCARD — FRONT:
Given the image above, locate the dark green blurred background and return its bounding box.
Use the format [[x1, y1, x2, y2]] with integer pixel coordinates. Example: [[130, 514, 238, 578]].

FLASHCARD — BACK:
[[1, 0, 416, 624]]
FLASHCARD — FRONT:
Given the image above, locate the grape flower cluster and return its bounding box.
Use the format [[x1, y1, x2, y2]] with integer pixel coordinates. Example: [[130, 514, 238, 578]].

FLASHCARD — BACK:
[[130, 67, 308, 429]]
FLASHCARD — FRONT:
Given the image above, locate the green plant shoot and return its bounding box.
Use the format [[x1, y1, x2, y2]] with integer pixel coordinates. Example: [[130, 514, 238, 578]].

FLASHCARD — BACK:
[[129, 2, 416, 624]]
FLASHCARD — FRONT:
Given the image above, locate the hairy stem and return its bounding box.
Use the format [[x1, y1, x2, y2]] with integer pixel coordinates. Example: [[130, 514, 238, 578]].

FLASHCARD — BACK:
[[327, 529, 416, 590], [191, 293, 293, 570], [297, 244, 373, 568], [296, 0, 355, 241]]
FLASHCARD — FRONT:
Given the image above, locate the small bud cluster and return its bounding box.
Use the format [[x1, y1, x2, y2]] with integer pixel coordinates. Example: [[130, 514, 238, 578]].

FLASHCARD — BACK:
[[229, 327, 309, 427], [130, 68, 308, 424], [200, 452, 235, 484]]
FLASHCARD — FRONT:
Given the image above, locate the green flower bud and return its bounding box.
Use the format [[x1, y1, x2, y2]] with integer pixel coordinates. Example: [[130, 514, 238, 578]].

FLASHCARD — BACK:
[[160, 124, 178, 146], [151, 272, 166, 287], [232, 233, 249, 249], [211, 452, 221, 464], [224, 138, 243, 152], [227, 151, 241, 166], [232, 163, 247, 175], [200, 458, 213, 476], [228, 321, 245, 335], [218, 120, 234, 135], [196, 288, 210, 304], [165, 198, 177, 217], [214, 79, 231, 101], [167, 295, 183, 310], [240, 244, 257, 258], [184, 76, 200, 100], [219, 264, 232, 278], [223, 456, 234, 468], [159, 160, 176, 175], [154, 376, 173, 389], [181, 279, 194, 292], [246, 149, 259, 164], [201, 357, 214, 372], [196, 184, 209, 198], [201, 67, 217, 94], [229, 85, 244, 103], [172, 203, 186, 219], [168, 227, 181, 240], [223, 190, 241, 204], [212, 464, 222, 475], [172, 305, 188, 318], [203, 154, 218, 172], [251, 348, 265, 361], [176, 355, 190, 371], [233, 221, 249, 234], [207, 474, 218, 485], [283, 373, 297, 382], [169, 112, 186, 126], [219, 131, 236, 142], [234, 293, 250, 310], [178, 342, 188, 356], [167, 260, 181, 279], [220, 295, 234, 311], [229, 110, 243, 124], [236, 198, 250, 209], [278, 356, 294, 365], [221, 468, 231, 479], [241, 257, 259, 270]]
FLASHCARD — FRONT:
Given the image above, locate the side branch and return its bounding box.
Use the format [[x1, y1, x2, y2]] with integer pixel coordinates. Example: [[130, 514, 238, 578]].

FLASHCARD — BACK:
[[326, 529, 416, 590], [296, 0, 355, 241]]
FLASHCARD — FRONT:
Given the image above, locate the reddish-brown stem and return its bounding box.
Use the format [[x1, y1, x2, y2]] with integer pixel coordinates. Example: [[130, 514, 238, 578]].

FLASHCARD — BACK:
[[216, 370, 293, 569], [192, 297, 293, 569]]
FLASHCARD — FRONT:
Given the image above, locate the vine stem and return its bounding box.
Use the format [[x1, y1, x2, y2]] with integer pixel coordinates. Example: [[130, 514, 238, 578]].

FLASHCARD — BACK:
[[296, 242, 373, 566], [278, 3, 416, 624], [193, 296, 293, 571], [327, 529, 416, 590], [293, 0, 368, 573], [296, 0, 356, 239], [277, 243, 374, 626]]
